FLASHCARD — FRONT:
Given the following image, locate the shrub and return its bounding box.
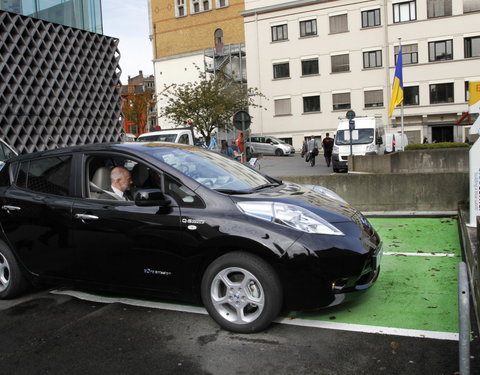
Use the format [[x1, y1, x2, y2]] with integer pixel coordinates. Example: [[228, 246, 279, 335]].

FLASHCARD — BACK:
[[405, 142, 470, 150]]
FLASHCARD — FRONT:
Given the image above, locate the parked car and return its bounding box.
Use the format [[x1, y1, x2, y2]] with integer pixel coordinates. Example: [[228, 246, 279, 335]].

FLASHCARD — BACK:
[[248, 135, 295, 156], [0, 139, 17, 165], [0, 142, 382, 333]]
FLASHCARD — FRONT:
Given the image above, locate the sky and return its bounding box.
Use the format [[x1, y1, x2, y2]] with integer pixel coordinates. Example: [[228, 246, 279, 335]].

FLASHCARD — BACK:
[[101, 0, 153, 84]]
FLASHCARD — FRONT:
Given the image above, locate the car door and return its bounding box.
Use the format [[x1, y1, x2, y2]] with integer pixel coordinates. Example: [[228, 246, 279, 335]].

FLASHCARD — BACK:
[[71, 153, 193, 294], [0, 155, 76, 278]]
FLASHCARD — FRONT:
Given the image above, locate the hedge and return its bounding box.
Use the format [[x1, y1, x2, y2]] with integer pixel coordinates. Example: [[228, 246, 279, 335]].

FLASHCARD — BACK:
[[405, 142, 470, 150]]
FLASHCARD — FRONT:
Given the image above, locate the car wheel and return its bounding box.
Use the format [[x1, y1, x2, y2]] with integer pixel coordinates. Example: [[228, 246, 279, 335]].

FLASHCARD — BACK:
[[201, 251, 282, 333], [275, 149, 283, 156], [0, 243, 28, 299], [333, 167, 339, 173]]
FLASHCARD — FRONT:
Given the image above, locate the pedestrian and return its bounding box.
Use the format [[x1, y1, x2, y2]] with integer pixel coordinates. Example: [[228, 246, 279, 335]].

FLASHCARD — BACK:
[[423, 136, 428, 144], [306, 135, 319, 167], [321, 132, 334, 167], [220, 139, 234, 158], [301, 140, 307, 158], [231, 141, 241, 161]]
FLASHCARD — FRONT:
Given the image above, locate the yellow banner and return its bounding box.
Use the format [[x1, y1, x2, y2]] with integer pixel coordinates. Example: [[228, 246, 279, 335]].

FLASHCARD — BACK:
[[469, 81, 480, 106]]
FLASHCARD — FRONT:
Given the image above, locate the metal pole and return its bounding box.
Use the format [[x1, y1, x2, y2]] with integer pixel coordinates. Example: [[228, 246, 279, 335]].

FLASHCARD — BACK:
[[399, 38, 405, 151], [458, 261, 470, 375]]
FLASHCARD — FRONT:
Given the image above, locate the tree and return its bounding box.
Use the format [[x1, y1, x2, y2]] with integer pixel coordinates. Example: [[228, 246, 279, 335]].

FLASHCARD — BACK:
[[122, 89, 155, 137], [159, 70, 264, 144]]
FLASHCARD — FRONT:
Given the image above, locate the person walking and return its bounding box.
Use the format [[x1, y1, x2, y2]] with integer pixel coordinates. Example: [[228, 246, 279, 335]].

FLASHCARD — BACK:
[[301, 140, 308, 158], [321, 132, 334, 167], [306, 135, 319, 167]]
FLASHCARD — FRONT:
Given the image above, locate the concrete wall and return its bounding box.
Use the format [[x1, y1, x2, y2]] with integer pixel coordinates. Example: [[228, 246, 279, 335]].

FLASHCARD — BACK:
[[278, 173, 468, 212], [349, 148, 469, 174]]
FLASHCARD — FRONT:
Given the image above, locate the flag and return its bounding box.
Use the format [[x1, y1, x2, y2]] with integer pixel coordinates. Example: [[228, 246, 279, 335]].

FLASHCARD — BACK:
[[389, 47, 404, 117]]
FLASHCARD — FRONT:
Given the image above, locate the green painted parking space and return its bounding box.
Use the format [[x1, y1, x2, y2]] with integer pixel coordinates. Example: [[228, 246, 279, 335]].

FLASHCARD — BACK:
[[292, 218, 462, 334]]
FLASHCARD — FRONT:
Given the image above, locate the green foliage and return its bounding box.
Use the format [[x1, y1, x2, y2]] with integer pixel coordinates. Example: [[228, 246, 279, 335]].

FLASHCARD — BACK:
[[405, 142, 470, 150], [159, 69, 264, 143]]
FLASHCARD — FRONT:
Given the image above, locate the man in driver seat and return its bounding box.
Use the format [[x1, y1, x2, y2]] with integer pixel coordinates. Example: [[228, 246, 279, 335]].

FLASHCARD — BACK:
[[99, 166, 133, 201]]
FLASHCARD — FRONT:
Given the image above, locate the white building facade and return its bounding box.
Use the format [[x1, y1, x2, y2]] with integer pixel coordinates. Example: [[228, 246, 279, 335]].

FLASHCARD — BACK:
[[242, 0, 480, 150]]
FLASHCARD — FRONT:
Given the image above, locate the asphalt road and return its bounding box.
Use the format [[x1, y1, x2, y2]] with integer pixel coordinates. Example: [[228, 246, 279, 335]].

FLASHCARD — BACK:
[[1, 290, 476, 375], [254, 154, 335, 177]]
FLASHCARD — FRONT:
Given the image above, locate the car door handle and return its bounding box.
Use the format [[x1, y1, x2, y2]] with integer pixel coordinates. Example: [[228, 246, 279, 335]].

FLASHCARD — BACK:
[[74, 213, 99, 222], [1, 205, 21, 213]]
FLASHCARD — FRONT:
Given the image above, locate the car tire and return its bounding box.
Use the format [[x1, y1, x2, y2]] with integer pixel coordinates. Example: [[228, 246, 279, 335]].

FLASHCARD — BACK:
[[201, 251, 283, 333], [333, 167, 339, 173], [0, 242, 29, 299], [274, 149, 283, 156]]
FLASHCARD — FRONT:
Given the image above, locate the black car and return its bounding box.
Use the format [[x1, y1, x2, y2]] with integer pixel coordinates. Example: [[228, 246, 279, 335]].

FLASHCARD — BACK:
[[0, 142, 382, 333]]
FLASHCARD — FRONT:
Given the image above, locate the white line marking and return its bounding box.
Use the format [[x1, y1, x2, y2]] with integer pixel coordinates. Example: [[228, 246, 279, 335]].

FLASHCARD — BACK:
[[51, 289, 458, 341], [383, 252, 458, 257]]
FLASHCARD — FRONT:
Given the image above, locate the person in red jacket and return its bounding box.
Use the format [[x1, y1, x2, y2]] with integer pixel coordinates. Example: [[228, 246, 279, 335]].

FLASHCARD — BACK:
[[321, 133, 334, 167]]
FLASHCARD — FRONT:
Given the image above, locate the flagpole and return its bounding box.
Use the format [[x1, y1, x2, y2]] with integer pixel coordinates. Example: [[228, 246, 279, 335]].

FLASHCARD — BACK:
[[399, 38, 405, 151]]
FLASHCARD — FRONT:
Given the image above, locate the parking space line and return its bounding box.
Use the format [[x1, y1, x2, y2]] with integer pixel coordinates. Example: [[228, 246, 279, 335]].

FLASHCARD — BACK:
[[274, 317, 459, 341], [383, 252, 458, 257], [51, 289, 458, 341]]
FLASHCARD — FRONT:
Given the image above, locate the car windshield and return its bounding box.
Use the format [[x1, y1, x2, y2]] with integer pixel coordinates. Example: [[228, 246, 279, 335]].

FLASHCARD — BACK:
[[335, 129, 375, 145], [139, 134, 177, 142], [144, 146, 275, 193]]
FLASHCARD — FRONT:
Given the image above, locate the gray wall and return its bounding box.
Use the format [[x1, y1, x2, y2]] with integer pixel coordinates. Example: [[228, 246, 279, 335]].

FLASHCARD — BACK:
[[279, 173, 468, 212], [349, 148, 469, 174]]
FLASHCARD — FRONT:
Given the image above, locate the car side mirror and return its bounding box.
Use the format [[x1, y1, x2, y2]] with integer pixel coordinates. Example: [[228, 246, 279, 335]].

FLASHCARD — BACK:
[[376, 136, 383, 145], [134, 188, 171, 207]]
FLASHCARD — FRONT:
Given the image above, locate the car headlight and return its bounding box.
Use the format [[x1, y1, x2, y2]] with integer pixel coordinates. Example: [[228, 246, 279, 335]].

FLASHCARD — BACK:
[[333, 145, 339, 154], [366, 144, 377, 153], [304, 185, 348, 205], [236, 201, 344, 235]]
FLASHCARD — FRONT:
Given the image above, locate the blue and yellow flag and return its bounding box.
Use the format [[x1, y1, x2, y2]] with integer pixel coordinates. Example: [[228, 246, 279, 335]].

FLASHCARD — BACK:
[[389, 47, 404, 117]]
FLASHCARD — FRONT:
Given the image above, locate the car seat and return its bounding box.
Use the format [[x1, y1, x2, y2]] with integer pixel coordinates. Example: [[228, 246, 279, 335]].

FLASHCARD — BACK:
[[90, 166, 111, 198]]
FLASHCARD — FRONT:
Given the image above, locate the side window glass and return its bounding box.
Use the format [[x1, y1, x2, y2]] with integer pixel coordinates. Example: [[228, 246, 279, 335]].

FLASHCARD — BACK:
[[164, 174, 204, 208], [20, 156, 72, 196], [178, 134, 189, 144]]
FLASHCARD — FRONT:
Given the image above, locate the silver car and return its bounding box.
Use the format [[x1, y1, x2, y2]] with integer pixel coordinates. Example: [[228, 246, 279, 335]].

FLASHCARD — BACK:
[[248, 135, 295, 156]]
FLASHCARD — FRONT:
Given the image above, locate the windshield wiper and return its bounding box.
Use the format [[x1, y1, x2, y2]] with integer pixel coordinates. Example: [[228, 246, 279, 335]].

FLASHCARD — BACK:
[[215, 189, 252, 195], [253, 183, 280, 191]]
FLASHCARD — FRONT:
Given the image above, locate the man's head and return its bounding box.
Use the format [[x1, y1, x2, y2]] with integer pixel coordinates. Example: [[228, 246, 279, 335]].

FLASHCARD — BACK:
[[326, 133, 329, 137], [110, 166, 132, 192]]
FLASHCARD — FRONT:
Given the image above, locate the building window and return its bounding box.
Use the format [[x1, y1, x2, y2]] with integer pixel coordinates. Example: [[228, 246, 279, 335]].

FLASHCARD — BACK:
[[272, 24, 288, 42], [216, 0, 228, 8], [393, 1, 417, 23], [303, 95, 321, 113], [427, 0, 452, 17], [332, 93, 351, 110], [329, 14, 348, 33], [363, 50, 382, 68], [404, 86, 419, 105], [429, 40, 453, 61], [464, 0, 480, 13], [273, 62, 290, 79], [430, 83, 454, 103], [191, 0, 210, 13], [465, 36, 480, 57], [331, 54, 350, 73], [274, 98, 291, 116], [300, 19, 317, 37], [176, 0, 186, 17], [395, 44, 418, 64], [301, 59, 319, 75], [364, 90, 383, 108], [361, 9, 381, 27]]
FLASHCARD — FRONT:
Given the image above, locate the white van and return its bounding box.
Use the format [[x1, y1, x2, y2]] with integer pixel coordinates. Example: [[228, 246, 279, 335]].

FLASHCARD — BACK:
[[385, 133, 409, 153], [137, 128, 194, 145], [332, 116, 386, 172]]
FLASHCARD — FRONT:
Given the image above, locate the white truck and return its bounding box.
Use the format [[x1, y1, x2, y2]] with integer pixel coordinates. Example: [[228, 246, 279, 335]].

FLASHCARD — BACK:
[[136, 128, 195, 145], [332, 116, 386, 172]]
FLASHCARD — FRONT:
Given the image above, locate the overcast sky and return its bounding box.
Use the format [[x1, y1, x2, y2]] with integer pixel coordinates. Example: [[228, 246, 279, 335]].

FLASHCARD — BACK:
[[101, 0, 153, 83]]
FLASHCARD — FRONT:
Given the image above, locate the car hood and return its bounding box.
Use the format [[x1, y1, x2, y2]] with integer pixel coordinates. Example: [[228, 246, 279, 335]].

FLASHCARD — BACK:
[[235, 182, 362, 224]]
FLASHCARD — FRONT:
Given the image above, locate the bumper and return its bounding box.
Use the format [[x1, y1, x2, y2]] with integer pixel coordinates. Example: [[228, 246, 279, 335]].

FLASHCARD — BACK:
[[332, 153, 347, 169]]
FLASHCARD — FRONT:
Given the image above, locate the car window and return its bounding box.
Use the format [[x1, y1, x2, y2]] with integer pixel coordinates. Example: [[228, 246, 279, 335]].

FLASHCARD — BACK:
[[139, 134, 177, 142], [16, 156, 72, 196], [86, 154, 203, 207], [178, 134, 189, 144]]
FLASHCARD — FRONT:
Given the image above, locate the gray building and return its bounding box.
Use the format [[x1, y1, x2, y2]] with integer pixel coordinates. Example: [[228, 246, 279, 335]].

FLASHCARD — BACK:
[[0, 0, 122, 153]]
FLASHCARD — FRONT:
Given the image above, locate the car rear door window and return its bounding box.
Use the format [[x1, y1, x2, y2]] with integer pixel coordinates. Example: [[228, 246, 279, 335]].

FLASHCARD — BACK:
[[16, 156, 72, 196]]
